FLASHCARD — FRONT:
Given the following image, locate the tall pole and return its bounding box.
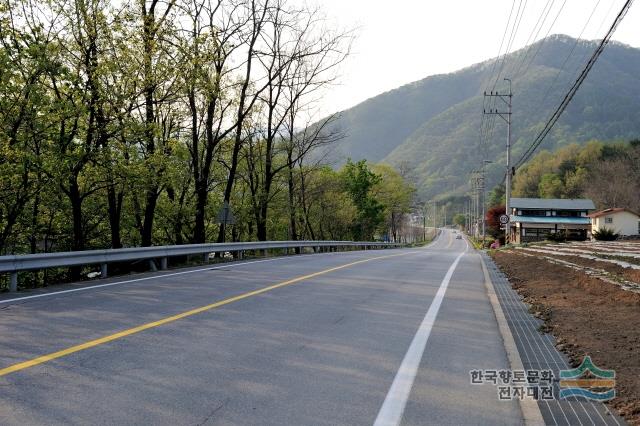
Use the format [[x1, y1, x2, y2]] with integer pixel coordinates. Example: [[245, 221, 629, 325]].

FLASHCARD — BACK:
[[483, 79, 512, 243], [422, 202, 428, 242], [465, 199, 468, 233], [443, 205, 447, 228], [433, 201, 437, 230], [468, 198, 471, 234], [471, 170, 480, 238], [505, 78, 512, 243], [481, 160, 491, 242]]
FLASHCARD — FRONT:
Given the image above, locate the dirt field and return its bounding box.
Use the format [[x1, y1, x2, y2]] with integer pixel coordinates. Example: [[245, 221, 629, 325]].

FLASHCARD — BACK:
[[491, 250, 640, 425]]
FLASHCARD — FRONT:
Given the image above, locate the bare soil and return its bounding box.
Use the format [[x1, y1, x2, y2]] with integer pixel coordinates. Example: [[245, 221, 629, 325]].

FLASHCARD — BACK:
[[491, 250, 640, 425], [557, 253, 640, 284]]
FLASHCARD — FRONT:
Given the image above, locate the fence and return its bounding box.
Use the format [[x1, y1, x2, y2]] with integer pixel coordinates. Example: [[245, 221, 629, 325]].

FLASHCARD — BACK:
[[0, 240, 403, 292]]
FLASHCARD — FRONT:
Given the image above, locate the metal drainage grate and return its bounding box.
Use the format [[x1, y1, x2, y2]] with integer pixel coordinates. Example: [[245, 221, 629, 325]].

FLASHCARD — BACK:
[[482, 253, 624, 426]]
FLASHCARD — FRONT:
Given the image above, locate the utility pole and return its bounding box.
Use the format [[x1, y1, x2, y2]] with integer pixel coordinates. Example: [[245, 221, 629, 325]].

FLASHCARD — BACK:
[[469, 169, 482, 238], [469, 175, 475, 236], [442, 205, 447, 228], [432, 200, 437, 230], [484, 78, 512, 243], [464, 198, 468, 233], [474, 171, 480, 238], [467, 197, 471, 234], [481, 160, 492, 243], [465, 198, 470, 233]]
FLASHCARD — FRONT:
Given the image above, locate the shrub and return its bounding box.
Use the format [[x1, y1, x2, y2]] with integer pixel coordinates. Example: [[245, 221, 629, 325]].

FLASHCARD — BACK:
[[593, 227, 619, 241], [547, 231, 566, 242]]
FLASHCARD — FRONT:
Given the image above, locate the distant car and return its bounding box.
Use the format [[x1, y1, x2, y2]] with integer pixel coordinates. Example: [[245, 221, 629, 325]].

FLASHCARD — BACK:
[[456, 235, 462, 240]]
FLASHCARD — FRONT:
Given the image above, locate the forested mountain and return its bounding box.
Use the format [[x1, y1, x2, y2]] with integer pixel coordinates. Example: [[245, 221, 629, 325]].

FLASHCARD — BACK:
[[327, 35, 640, 200]]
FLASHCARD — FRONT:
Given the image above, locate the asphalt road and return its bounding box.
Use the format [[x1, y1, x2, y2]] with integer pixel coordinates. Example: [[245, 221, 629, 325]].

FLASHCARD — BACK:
[[0, 230, 522, 425]]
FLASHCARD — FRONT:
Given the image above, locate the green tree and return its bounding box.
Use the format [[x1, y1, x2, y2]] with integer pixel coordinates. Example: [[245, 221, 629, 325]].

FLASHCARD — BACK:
[[487, 185, 505, 208], [341, 159, 385, 240], [371, 164, 415, 242], [537, 173, 564, 198], [453, 213, 465, 227]]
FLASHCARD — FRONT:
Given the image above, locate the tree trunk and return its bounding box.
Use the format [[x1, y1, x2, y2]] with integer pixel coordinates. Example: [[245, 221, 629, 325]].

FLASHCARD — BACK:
[[141, 188, 158, 247], [107, 185, 123, 249], [69, 176, 84, 281], [193, 180, 207, 243], [286, 157, 298, 243]]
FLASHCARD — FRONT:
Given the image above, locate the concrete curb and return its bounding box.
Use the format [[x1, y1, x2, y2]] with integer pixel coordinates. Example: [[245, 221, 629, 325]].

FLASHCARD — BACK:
[[479, 252, 546, 426]]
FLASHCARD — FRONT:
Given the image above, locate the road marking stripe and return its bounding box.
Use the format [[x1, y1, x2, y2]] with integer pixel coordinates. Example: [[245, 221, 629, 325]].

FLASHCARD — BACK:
[[0, 252, 409, 378], [373, 242, 467, 426]]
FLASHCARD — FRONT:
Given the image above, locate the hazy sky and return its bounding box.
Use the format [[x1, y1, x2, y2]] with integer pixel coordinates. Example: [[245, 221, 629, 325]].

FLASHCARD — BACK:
[[304, 0, 640, 117]]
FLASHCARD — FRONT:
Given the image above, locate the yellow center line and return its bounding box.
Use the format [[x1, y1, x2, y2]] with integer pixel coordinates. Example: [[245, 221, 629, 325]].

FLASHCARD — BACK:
[[0, 251, 409, 378]]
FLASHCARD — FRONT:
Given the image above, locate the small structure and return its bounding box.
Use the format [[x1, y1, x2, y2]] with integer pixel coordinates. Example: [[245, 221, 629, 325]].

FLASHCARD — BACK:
[[588, 208, 640, 237], [509, 198, 595, 243]]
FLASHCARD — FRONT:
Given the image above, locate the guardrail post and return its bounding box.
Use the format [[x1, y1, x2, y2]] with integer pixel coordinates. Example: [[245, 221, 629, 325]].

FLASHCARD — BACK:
[[203, 253, 209, 263], [9, 272, 18, 292], [160, 257, 168, 270], [237, 250, 243, 260], [149, 260, 157, 272], [101, 263, 108, 279]]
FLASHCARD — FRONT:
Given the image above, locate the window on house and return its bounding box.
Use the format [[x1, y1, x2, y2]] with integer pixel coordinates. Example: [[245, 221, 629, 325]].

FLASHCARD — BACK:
[[521, 210, 546, 216], [556, 211, 580, 217], [605, 217, 613, 224]]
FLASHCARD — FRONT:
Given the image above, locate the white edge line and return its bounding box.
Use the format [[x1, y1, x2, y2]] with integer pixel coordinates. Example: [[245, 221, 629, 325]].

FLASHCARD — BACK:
[[373, 241, 467, 426], [479, 253, 546, 426]]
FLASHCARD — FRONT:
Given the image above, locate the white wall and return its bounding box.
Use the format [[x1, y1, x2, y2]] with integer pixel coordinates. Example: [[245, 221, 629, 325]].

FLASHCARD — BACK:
[[592, 211, 640, 236]]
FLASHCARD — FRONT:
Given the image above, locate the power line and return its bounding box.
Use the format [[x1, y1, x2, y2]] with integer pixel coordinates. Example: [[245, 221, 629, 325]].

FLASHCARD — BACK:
[[510, 0, 555, 80], [480, 0, 519, 151], [490, 0, 527, 92], [514, 0, 635, 168], [511, 0, 567, 82], [484, 0, 517, 93], [533, 0, 601, 115]]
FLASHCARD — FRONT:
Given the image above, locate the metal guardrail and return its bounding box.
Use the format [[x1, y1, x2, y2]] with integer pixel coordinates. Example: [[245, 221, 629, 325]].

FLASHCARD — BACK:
[[0, 240, 402, 292]]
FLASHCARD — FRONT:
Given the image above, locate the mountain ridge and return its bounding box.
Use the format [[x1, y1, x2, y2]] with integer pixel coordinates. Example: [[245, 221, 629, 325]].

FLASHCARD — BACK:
[[325, 34, 640, 200]]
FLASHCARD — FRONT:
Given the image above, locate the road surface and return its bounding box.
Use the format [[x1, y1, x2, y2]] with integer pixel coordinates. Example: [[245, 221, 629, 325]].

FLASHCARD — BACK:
[[0, 230, 522, 425]]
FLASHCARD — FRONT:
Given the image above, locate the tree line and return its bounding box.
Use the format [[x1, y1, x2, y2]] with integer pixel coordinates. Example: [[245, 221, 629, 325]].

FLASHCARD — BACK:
[[478, 139, 640, 241], [511, 139, 640, 212], [0, 0, 416, 262]]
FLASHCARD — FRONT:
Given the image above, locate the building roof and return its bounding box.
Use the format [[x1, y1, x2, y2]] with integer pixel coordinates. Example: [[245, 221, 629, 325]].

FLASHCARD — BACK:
[[510, 216, 592, 225], [510, 198, 595, 210], [588, 208, 640, 218]]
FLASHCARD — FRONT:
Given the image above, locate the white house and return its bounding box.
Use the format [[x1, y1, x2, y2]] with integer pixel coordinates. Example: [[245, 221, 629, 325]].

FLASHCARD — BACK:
[[588, 208, 640, 237]]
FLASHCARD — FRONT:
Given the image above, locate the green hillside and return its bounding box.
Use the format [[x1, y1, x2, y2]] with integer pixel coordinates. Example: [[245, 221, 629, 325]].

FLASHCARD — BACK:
[[328, 35, 640, 200]]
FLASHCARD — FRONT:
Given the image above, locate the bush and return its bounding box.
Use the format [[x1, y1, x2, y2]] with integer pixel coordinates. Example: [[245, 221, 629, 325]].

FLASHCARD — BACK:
[[593, 227, 619, 241], [547, 231, 566, 242]]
